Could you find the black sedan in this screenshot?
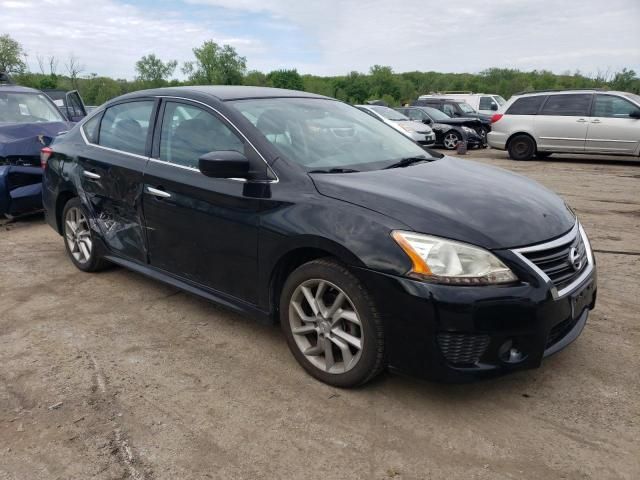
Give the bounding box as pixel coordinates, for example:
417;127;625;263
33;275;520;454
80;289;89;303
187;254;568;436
42;86;596;387
396;106;483;149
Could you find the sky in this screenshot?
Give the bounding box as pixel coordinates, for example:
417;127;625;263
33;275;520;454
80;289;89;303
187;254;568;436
1;0;639;79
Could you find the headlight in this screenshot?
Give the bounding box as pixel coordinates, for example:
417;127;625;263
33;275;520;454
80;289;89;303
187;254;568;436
462;126;475;134
391;231;518;285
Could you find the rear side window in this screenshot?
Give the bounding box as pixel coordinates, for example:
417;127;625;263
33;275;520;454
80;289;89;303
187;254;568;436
506;96;546;115
592;95;638;118
82;113;102;143
540;94;592;116
98;101;154;156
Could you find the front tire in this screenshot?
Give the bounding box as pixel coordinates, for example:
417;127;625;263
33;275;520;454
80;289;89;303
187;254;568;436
280;259;385;388
62;198;108;272
508;134;536;161
442;130;462;150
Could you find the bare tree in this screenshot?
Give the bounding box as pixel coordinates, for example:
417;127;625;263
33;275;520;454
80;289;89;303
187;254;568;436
65;53;85;89
36;54;58;75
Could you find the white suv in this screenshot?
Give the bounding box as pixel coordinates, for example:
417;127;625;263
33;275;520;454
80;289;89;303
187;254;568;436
419;92;507;115
488;90;640;160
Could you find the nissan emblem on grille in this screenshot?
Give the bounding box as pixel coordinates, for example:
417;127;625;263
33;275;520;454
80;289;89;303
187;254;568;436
569;247;582;271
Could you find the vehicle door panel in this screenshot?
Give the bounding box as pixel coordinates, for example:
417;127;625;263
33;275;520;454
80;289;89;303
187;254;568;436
142;99;262;304
585;94;640;154
75;100;156;263
534;94;592;151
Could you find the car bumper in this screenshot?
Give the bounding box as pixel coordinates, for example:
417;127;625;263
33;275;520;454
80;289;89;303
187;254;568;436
352;261;597;382
412;131;436;146
487;131;507;150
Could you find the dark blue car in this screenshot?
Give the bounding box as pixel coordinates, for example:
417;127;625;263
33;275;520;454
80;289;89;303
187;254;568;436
0;81;76;218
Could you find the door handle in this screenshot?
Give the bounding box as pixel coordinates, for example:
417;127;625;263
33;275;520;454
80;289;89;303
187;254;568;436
145;186;171;199
591;119;601;124
576;118;587;123
83;170;101;180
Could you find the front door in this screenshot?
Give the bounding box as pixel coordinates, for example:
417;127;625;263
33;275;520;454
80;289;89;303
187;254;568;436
142;99;262;304
585;94;640;154
76;99;156;263
534;94;593;152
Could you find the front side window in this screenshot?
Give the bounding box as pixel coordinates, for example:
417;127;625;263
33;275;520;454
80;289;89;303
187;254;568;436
98;101;154;156
442;104;456;116
0;92;66;124
479;96;495;110
424;107;451;121
229;97;435;172
540;94;592;116
406;109;426;121
457;102;476;114
592;95;639;118
159;102;244;168
506;96;546;115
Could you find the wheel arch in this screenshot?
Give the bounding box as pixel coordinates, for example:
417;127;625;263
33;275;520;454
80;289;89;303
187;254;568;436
55;190;77;234
506;131;537;151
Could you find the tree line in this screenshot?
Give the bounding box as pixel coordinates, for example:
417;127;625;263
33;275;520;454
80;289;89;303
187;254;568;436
2;33;639;107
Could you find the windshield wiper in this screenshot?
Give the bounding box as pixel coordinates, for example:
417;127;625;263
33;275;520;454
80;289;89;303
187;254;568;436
308;168;360;174
384;156;429;169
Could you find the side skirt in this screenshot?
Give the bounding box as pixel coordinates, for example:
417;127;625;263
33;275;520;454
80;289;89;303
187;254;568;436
104;255;274;325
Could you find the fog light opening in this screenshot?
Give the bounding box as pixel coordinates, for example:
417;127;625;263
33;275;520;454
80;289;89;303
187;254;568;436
499;339;527;364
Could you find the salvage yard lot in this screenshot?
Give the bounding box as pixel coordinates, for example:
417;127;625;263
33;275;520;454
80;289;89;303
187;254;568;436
1;149;639;480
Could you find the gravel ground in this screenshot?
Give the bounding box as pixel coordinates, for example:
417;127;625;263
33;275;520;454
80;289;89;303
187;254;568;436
1;149;639;480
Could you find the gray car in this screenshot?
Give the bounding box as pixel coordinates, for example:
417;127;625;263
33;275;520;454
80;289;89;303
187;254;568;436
355;105;435;146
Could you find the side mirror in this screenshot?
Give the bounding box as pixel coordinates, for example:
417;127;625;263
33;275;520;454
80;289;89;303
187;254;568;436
424;117;432;124
490;104;498;111
198;150;250;179
629;109;640;119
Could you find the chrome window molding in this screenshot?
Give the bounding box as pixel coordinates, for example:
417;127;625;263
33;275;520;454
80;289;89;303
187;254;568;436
79;125;149;161
512;221;594;299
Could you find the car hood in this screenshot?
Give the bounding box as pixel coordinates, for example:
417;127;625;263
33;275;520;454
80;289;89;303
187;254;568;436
311;156;575;250
0;121;71;163
395;120;432;133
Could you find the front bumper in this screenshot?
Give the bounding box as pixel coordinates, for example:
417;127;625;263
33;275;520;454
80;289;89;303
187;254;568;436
352;257;597;382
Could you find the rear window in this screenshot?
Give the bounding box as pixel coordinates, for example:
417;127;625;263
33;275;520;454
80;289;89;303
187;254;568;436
506;96;546;115
540;94;592;116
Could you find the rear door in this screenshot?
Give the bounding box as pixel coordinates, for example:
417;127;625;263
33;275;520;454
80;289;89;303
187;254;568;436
142;99;263;304
76;99;157;263
534;94;593;152
585;94;640;154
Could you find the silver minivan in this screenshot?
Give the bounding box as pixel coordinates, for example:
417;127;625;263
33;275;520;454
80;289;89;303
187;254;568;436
488;90;640;160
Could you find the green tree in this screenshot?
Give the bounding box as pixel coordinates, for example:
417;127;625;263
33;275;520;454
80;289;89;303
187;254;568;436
244;70;267;86
0;34;27;74
135;54;177;86
368;65;401;100
182;41;246;85
266;69;304;90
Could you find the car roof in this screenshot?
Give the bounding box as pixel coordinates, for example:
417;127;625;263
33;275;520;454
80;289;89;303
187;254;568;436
115;85;330;102
0;84;43;94
513;89;629;97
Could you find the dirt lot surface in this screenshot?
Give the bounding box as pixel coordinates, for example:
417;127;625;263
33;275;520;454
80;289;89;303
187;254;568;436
1;149;639;480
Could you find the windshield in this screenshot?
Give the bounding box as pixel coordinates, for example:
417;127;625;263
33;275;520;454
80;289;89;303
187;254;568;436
495;96;507;106
369;106;408;121
457;102;476;114
0;92;66;124
423;107;451;121
229;98;434;172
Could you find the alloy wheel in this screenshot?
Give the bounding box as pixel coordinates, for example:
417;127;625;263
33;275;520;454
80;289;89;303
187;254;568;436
443;132;459;149
65;207;92;264
289;279;363;374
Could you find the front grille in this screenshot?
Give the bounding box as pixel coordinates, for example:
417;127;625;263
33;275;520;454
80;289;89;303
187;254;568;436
437;333;490;366
520;229;588;292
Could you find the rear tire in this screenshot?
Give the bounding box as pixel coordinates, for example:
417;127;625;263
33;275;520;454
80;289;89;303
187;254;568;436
62;198;109;272
508;134;536;161
280;258;385;388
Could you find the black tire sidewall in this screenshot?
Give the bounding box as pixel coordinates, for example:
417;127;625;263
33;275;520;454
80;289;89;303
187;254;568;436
62;198;105;272
508;135;535;161
279;259;384;388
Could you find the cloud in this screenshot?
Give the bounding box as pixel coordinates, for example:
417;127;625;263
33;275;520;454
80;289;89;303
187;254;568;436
1;0;639;79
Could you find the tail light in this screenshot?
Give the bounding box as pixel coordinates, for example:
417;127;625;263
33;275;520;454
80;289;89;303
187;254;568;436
40;147;53;169
491;114;503;124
